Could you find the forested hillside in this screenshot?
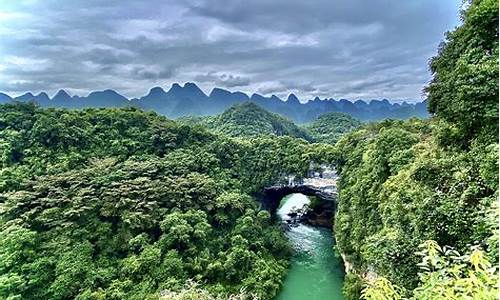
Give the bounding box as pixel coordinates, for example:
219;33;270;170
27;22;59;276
334;0;499;298
0;103;333;300
179;103;364;145
179;102;311;140
304;112;362;144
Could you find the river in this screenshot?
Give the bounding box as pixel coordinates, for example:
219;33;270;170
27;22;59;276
276;193;345;300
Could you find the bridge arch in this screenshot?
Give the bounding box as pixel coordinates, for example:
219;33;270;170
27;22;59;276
257;166;338;227
259;184;336;212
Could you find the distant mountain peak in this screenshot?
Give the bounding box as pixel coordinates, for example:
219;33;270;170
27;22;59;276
148;86;166;95
1;83;428;121
168;83;183;93
209;87;231;97
270;95;281;101
35;92;50;102
184;82;200;89
14;92;36;101
287;93;300;103
183;82;207;97
88;89;117;96
165;82;206;98
89;89;124;98
250;93;266;101
172;83;181;87
151;86;164;91
54;89;70;98
52;89;73;103
0;92;12;102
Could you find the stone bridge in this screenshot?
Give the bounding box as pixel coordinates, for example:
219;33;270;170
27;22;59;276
258;166;338;227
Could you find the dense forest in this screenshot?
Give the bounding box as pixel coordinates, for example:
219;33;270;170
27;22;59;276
178;102;311;140
178;102;362;145
0;102;338;299
334;0;498;298
304;112;362;144
0;0;497;299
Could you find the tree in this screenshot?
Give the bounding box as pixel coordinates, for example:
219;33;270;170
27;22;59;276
362;240;499;300
0;103;317;299
305;112;362;144
426;0;498;145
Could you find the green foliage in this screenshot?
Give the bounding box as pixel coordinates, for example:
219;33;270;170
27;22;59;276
342;273;365;300
305;112;362;144
426;0;498;145
362;277;404;300
335;2;499;293
362;240;499;300
334;118;498;290
300;1;500;297
0;103;329;299
159;280;258;300
179;102;311;140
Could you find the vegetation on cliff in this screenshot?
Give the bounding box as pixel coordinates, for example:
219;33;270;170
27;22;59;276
362;240;498;300
334;0;498;298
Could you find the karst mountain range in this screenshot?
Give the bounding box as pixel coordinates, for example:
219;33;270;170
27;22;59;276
0;82;428;123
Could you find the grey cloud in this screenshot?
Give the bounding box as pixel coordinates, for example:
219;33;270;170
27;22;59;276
0;0;461;100
132;67;177;80
187;0;457;38
218;74;250;87
257;82;287;95
195;72;250;87
0;80;50;93
282;81;317;93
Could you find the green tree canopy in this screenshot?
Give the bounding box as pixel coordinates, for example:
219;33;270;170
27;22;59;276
426;0;498;145
0;102;327;300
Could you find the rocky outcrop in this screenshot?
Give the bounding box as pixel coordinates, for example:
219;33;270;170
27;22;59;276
303;210;332;228
340;252;379;283
302;199;334;228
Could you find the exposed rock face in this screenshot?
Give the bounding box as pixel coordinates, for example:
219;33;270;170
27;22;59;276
342;254;354;274
303;209;333;228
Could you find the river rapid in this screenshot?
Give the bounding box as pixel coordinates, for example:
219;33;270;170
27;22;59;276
276;193;345;300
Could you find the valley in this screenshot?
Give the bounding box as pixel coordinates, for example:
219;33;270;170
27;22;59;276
0;1;498;299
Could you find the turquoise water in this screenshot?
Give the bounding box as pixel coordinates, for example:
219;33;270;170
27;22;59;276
276;193;345;300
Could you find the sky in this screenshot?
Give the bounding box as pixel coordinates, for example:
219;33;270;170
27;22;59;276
0;0;462;102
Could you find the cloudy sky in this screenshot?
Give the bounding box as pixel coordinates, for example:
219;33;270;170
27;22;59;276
0;0;462;101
